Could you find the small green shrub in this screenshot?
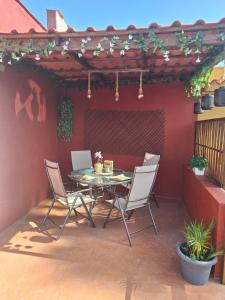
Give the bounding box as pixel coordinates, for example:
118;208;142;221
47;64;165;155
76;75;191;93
189;155;208;170
180;219;223;261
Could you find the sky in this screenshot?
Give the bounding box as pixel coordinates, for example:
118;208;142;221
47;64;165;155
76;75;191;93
21;0;225;30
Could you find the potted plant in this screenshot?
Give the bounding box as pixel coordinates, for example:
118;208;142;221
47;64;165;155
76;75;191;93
94;151;103;173
176;219;223;285
189;155;208;175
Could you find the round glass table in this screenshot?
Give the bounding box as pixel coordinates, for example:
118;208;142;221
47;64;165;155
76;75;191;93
69;168;133;187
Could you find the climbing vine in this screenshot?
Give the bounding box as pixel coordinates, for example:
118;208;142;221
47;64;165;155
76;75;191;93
57;98;73;142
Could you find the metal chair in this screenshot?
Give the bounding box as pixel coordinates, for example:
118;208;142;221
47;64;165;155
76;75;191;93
42;159;96;240
143;152;160;166
122;152;160;207
103;164;159;246
71;150;93;171
143;153;160;208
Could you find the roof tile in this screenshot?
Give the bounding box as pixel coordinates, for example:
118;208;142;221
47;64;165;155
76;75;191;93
194;19;206;26
106;25;116;31
86;27;96;32
219;17;225;23
170;20;182;27
148;23;160;29
28;28;36;33
126;25;137;30
67;27;76;33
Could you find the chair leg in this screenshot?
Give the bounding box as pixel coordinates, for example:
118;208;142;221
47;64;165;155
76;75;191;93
55;208;73;240
41;199;55;226
127;210;134;220
120;209;132;246
103;204;114;228
80;198;96;228
152;193;159;208
147;203;158;234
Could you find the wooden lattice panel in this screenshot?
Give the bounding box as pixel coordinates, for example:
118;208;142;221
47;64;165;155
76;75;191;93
85;109;165;156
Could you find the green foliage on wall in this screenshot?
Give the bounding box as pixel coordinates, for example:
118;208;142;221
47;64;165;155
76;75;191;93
57;98;73;142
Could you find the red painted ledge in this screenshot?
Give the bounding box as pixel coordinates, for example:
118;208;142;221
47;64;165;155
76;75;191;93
183;165;225;279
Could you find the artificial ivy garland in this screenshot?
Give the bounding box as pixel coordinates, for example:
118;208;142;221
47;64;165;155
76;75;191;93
77;29;170;59
0;30;224;100
57;97;73;142
185;32;225;100
175;31;205;61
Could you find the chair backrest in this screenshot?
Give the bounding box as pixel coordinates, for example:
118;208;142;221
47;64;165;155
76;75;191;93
143;152;160;166
71;150;93;171
44;159;67;203
126;164;159;210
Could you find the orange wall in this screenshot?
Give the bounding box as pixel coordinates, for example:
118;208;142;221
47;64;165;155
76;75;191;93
0;0;45;32
59;82;195;199
0;67;59;232
183;166;225;278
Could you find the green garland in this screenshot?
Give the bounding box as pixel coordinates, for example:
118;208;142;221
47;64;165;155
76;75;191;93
57;98;73;142
175;31;205;56
0;30;224;98
78;29;169;57
187;66;214;100
0;39;56;68
186;34;225;101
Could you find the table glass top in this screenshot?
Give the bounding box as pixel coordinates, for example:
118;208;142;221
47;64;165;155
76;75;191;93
69;168;133;186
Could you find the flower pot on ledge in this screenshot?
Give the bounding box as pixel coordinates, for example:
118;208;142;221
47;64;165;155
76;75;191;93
193;167;205;176
176;242;217;285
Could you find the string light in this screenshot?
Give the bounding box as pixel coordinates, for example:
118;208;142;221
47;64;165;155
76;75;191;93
115;72;119;102
138;71;144;99
87;71;92;99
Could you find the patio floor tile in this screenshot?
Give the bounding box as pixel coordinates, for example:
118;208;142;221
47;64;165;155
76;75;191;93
0;199;224;300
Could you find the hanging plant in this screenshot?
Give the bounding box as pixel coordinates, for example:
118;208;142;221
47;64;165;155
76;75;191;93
185;64;214;100
57;97;73;142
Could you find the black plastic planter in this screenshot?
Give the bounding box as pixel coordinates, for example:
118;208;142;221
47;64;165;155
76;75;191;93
194;102;203;114
201;94;215;110
214;87;225;106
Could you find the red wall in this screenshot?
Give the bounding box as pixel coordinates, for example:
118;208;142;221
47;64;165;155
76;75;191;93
59;82;195;199
0;0;45;33
183;166;225;278
0;66;59;232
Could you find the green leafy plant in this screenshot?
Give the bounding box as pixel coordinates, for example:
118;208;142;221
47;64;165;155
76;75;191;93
187;66;214;100
57;98;73;142
180;219;223;261
148;29;168;55
175;31;204;56
189;155;208;170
